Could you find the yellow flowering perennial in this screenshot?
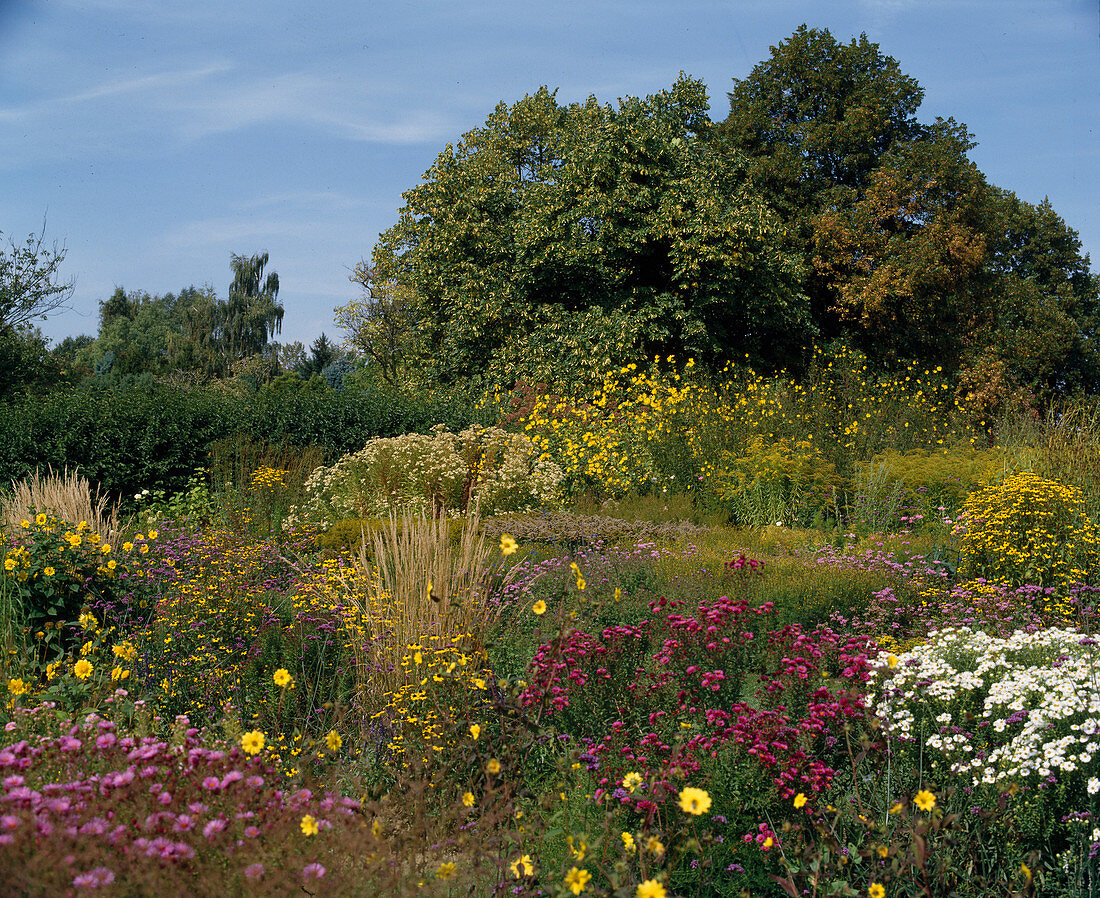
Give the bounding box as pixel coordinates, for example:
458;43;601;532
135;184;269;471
913;789;936;812
521;348;976;503
955;473;1099;616
678;785;712;815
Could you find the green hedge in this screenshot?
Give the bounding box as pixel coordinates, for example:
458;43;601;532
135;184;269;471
0;378;489;502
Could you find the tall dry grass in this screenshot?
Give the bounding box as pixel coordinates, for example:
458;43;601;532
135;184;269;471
1;468;121;543
341;506;510;709
1000;401;1100;520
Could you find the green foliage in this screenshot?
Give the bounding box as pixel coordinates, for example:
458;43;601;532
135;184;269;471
0;324;64;401
133;469;218;526
91;287;191;378
0;223;73;330
169;254;283;379
290;424;564;528
863;446;1004;523
717;25;1099;393
977;189;1100;396
0;383;231;501
293;333;338;379
0;375;489;507
316;515;466;552
336;265;424;388
373;76;807;386
479;511;708;551
715;435;840;527
999;402;1100;524
956;472;1100;591
1;514;134;662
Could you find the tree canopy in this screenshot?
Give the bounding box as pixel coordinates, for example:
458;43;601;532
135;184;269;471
0;224;74;332
371;76;806;386
717;25;1099;392
170;254;284;379
363;26;1098;398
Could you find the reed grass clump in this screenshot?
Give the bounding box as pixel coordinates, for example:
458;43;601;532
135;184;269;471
1;467;120;544
339;507;512;721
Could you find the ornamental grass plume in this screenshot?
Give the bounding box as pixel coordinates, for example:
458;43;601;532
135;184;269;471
342;505;511;708
1;467;120;545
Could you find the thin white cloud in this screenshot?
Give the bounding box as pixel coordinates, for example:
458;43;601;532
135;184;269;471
231;191;371;213
168;70;460;145
0;60;464;172
0;64;231;123
161;216;306;250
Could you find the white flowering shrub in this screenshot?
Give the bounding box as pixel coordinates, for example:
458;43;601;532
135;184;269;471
872;627;1100;791
286;424;564;529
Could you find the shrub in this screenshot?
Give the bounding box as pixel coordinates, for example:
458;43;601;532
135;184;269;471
0;384;231;501
289;424;563;528
954;473;1100;600
1000;401;1100;524
317;515;466;552
1;514;151;665
715;435;840;527
132;468;218;527
857;446;1004;531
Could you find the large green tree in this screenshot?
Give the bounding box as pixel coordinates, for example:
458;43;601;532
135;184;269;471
718;26;988;361
974;189;1100;394
335;263;425;387
371;76;806;386
718;25;1098;393
225;252;283;368
90;287;191;377
170;254;284;379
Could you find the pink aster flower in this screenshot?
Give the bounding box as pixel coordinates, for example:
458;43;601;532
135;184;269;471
172;814;195;832
73;867;115;889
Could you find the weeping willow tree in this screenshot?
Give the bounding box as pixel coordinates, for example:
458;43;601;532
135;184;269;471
170;253;284;379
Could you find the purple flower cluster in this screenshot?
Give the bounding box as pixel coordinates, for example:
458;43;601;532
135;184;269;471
0;711;358;891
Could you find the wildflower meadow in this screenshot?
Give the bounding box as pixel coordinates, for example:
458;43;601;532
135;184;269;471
4;353;1100;897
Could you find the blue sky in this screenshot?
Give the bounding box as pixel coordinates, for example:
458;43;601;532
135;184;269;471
3;0;1098;350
